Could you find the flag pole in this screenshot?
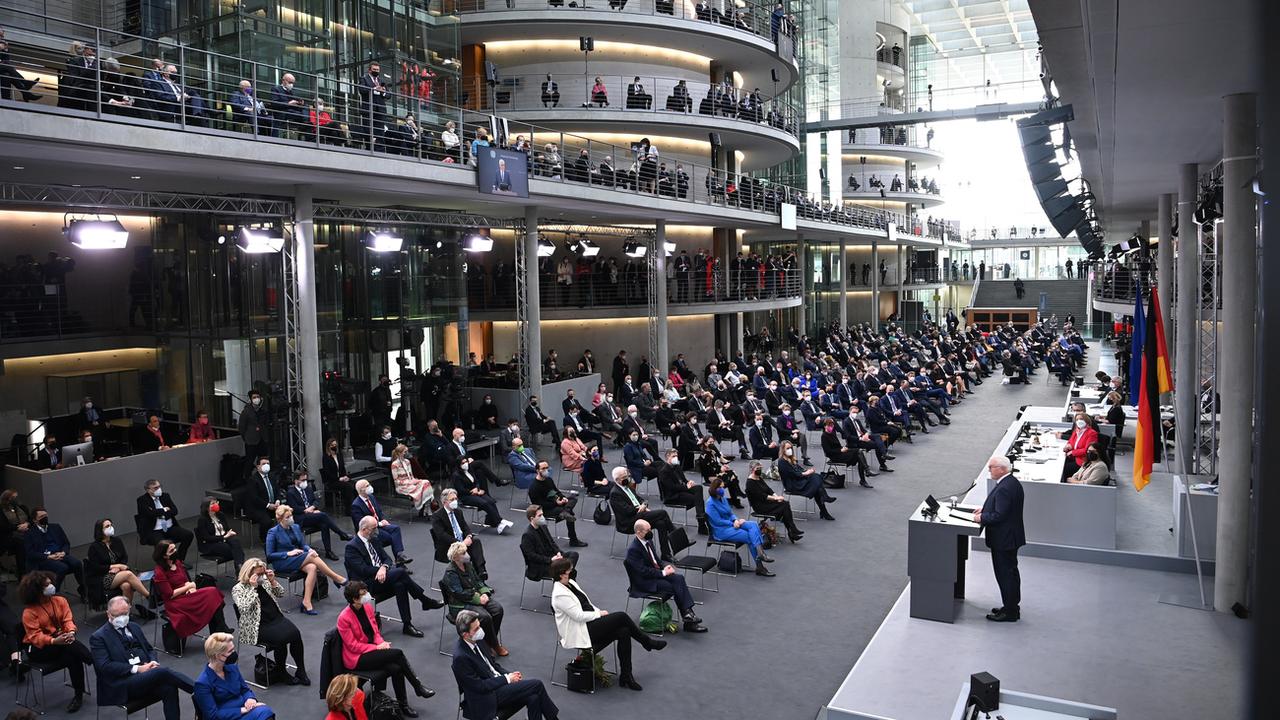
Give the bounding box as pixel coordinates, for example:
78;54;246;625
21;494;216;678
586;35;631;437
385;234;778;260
1157;374;1211;611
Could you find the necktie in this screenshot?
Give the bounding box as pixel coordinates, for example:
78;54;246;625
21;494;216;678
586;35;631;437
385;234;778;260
449;512;463;541
366;498;379;521
472;644;500;678
365;539;379;567
643;539;658;567
622;485;640;507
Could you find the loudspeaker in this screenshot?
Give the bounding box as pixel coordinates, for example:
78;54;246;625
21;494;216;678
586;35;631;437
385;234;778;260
1043;193;1080;220
1033;177;1069;203
819;168;827;180
579;36;594;52
1027;160;1062;185
969;672;1000;712
1050;204;1086;237
771;68;779;83
484;61;497;84
709;132;722;147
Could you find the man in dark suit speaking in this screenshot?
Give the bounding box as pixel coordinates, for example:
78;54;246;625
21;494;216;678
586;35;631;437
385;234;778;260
492;158;512;193
973;455;1025;622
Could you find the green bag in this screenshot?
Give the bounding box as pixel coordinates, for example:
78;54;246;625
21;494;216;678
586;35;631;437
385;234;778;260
637;599;673;634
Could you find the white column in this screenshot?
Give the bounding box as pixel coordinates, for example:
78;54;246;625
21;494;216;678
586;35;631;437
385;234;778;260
1156;193;1175;367
293;186;323;474
870;240;880;325
1175;164;1200;473
655;220;669;368
839;236;849;328
1214;93;1256;613
523;206;543;396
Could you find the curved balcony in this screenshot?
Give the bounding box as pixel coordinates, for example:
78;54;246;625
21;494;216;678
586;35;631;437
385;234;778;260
843;189;946;209
842;125;944;168
457;0;800;91
465;74;800;169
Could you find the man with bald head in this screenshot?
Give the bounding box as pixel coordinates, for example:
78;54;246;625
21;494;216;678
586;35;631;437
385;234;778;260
973;455;1025;622
91;596;195;719
345;516;443;638
269;72;306;136
622;519;706;633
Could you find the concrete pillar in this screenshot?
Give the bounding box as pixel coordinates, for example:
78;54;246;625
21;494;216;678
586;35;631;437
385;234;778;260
1175;164;1200;473
655;220;670;370
1215;93;1256;613
896;244;904;317
839;236;849;328
794;237;807;338
293;186;323;474
871;240;880;325
1157;193;1175;364
523;206;543;397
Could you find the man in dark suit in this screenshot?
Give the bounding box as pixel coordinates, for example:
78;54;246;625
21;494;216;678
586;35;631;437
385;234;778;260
243;456;282;542
35;435;63;470
445;428;505;488
491;158;513;192
237;390;266;467
656;449;708;535
431;489;488;577
563;407;603;446
608;467;677;559
451;610;560;720
285;470;352;561
523;396;560;445
519;505;579;581
612;352;631;394
346;517;443;637
91;597;194;720
675;412;702;470
350;480;412;565
451;459;510;531
267;72;306;136
974;456;1026;622
24;507;85;595
143;63;185;123
540;74;559;107
136;479;194;562
865;396;907;444
620;409;660;461
356;61;388;145
772;404;811;464
747;412;779;459
626;76;651;109
230;79;272;134
623;520;706;632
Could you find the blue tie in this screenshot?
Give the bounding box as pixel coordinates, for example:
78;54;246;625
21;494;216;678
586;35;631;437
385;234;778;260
449;512;463;541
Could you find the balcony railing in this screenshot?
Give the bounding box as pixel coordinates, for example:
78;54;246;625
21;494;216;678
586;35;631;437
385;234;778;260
460;74;799;138
467;266;802;311
455;0;799;57
846;124;936;151
1091;261;1151;305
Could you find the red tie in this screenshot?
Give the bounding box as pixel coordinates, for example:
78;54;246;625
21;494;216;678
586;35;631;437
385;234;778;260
366;498;380;521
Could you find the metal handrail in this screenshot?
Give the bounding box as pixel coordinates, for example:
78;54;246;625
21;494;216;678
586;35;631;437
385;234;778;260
468;265;802;310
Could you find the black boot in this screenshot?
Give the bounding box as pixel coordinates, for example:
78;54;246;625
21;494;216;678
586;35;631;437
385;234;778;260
697;518;710;535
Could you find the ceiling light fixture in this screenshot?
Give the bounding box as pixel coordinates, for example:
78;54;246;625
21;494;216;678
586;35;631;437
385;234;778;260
64;216;129;249
236;226;285;254
365;230;404;253
463;233;494;252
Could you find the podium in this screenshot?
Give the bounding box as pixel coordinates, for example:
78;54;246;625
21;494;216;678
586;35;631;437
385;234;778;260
907;499;982;623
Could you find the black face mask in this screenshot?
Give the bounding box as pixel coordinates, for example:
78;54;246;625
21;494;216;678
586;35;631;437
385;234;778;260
38;517;49;527
224;651;239;665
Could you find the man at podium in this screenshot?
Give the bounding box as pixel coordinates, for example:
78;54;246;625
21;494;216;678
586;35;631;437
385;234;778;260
973;455;1025;622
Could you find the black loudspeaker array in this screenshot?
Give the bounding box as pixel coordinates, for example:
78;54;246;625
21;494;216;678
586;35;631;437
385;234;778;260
484;61;498;84
1014;104;1102;256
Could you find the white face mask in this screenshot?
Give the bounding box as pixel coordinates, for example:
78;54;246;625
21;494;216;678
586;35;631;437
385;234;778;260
364;486;375;497
151;486;163;497
260;464;271;474
629;411;638;418
110;613;129;629
471;627;485;643
784;449;794;456
382;433;392;440
1075;420;1086;429
510;425;519;432
103;526;115;537
281;517;293;528
43;584;56;596
298;481;308;490
448;500;458;510
361;592;374;605
251;398;262;407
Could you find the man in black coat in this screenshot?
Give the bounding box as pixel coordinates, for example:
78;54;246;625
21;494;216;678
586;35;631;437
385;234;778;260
518;505;579;581
656;450;708;535
136;479;194;562
974;456;1026;622
355;61;388;145
608;468;676;560
346;516;443;636
431;490;488;577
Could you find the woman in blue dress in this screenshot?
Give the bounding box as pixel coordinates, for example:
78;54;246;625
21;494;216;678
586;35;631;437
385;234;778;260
265;505;346;614
704;476;776;577
194;632;274;720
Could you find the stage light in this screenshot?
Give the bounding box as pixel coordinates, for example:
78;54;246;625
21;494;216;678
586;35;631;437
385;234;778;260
237;226;285;254
537;237;556;257
365;231;404;252
623;239;646;258
580;239;600;257
664;241;676;255
65;218;129;249
463;233;493;252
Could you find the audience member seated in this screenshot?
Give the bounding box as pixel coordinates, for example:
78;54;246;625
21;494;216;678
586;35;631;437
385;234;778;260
136;478;195;562
1060;412;1099;481
625;76;652;109
666;80;693;112
193;633;274;720
819;418;874;487
23;507;86;597
590;76;609;107
245;456;283;542
622;520;707;632
657;448;709;535
609;467;677;559
452;459;511;532
264;507;346;615
346;517;443;638
520;504;581;585
747;412;780;459
529;460;588;547
84;518;150;612
374;426;397;465
0;489;32;578
475;395;500;429
153;539;230;641
324;674;368;720
743;461;803;543
351;480;413;567
778;441;836;521
336;581;436;716
579;446;611;497
431;490;489;578
19;570;92;712
523;396;561;445
35;435;63;470
451;609;560;720
540;74;560;108
549;556;665;692
506;436;539;491
442;541;507;657
704;477;775;576
389;444;434;517
135;415;170;453
231;558;309;686
323;439;358;508
196;498;246;571
91;596;195;720
285;469;352;560
188;409;218;443
1066;443;1110;485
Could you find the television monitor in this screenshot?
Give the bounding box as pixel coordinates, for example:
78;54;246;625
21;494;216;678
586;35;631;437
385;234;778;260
62;441;94;466
476;147;529;198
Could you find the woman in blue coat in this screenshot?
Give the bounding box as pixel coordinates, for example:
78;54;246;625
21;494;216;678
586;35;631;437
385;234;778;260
264;506;346;614
704;477;775;577
194;632;274;720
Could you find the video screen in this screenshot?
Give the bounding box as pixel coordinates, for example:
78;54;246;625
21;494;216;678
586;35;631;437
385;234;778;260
476;147;530;198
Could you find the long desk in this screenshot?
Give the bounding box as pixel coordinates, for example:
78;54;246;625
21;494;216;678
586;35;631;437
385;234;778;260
3;436;244;546
987;418;1117;549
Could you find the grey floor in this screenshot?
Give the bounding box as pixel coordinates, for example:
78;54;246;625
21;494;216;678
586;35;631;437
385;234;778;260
8;358;1094;720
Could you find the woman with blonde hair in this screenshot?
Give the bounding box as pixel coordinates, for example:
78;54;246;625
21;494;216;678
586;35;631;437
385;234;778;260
324;673;368;720
194;633;273;719
232;558;308;685
264;506;346;615
390;443;433;515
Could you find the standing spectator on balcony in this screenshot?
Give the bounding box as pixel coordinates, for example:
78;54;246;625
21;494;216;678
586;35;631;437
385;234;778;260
56;41;84;109
979;261;986;280
891;43;902;66
268;73;306;138
879;259;887;285
356;62;388;148
540;74;559;108
556;256;572;304
65;43;99;112
771;3;786;42
862;262;871;285
441;120;461;161
674;249;691;303
1065;258;1074;278
1014;277;1025;299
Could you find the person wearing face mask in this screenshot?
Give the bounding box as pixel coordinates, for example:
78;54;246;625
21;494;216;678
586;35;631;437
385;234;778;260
819;418;875;488
196;498;246;570
593;391;624;441
452;457;511;531
529;461;588;547
187;409;218;443
267;72;306;137
623;519;706;632
85;518;151;611
368;375;394;431
704;477;775;576
24;507;86;596
431;488;491;577
451;609;560;720
506;437;540;491
238;389;267;468
322;438;357;506
345;516;443;640
153;538;230;639
91;596;195;719
134;414;169;453
136;479;195;563
743;460;803;543
231;558;309;685
620;405;661;460
388;443;433;517
778;440;836;521
658;449;710;535
499;419;527;456
194;633;274;720
476;395;500;429
286;470;353;559
350;480;413;567
520;505;580;584
443;541;507;656
523;396;561;446
1059;412;1099;481
19;570;93;712
36;434;63;470
0;489;32;577
747;412;780;460
1067;443;1111;485
265;506;347;615
245;456;284;542
77;396;105;433
772;403;812;465
373;425;397;466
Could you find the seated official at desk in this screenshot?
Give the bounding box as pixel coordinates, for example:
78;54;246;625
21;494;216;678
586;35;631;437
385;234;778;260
1059;412;1098;480
1066;443;1110;485
187;409;218;443
137;479;195;562
35;435;63;470
136;415;170;453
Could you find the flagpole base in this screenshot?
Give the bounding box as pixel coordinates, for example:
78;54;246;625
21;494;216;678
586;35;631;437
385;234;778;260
1157;593;1214;612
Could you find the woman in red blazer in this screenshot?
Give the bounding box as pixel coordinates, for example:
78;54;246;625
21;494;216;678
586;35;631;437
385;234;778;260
335;582;434;718
1061;413;1099;480
324;674;368;720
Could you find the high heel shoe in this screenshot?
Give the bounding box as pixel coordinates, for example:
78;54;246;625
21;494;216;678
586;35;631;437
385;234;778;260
411;680;436;699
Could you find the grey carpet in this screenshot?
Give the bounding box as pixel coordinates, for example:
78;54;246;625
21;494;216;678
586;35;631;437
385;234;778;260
16;362;1077;720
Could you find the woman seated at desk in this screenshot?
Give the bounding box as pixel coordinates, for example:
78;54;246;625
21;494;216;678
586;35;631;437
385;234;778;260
188;409;218;443
1066;443;1111;485
1059;412;1098;481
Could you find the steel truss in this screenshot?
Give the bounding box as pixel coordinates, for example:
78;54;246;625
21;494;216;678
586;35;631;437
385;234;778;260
0;183;291;216
312;204;517;228
646;233;660;369
515;219;532;405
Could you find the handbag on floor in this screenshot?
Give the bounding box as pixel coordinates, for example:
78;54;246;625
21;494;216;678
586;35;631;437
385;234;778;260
592;499;612;525
717;549;742;574
637;600;673;633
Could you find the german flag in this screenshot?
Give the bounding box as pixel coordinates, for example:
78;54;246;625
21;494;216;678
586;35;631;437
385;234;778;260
1133;287;1173;491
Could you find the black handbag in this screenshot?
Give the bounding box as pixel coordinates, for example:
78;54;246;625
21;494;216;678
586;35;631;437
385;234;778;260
160;621;183;655
717;550;741;574
365;689;401;720
565;655;595;693
194;573;218;589
253;654;290;686
822;469;845;489
592;499;612;525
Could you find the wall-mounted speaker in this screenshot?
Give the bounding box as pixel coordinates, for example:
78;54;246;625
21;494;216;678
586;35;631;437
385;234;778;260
484;61;497;84
709;132;722;147
771;68;779;83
